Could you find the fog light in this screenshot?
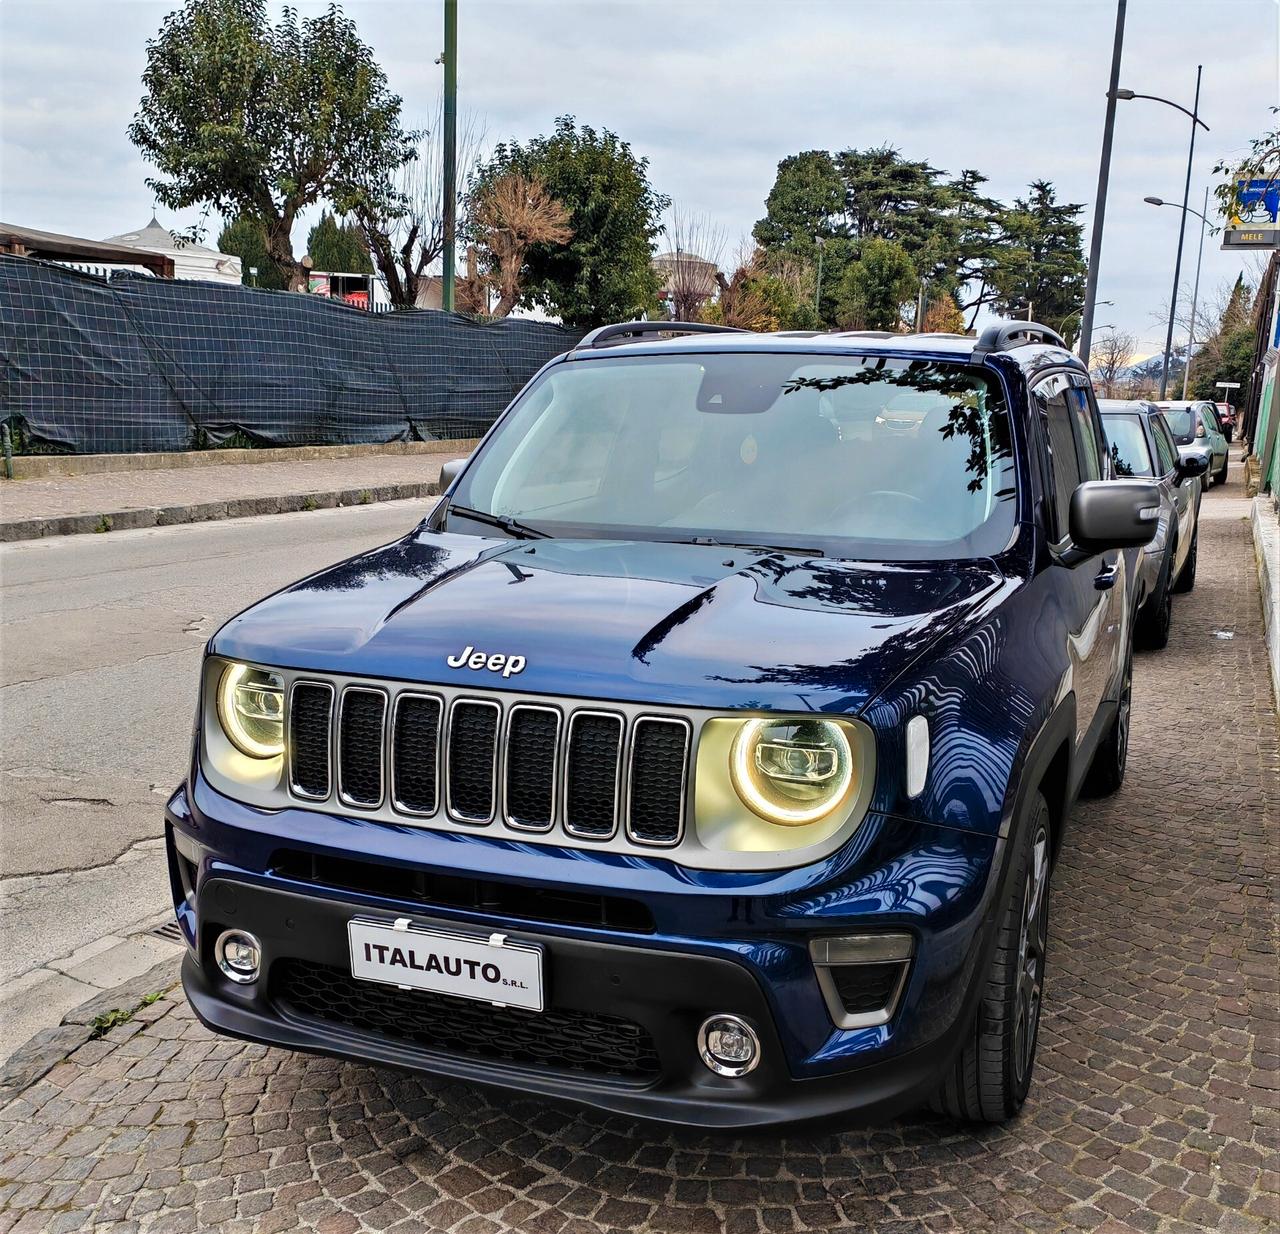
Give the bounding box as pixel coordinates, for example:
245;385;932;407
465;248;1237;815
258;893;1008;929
215;929;262;984
697;1014;760;1077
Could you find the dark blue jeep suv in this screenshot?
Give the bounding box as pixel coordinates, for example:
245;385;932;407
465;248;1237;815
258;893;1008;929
168;319;1159;1127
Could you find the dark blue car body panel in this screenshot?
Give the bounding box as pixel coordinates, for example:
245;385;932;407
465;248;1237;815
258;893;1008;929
170;334;1131;1125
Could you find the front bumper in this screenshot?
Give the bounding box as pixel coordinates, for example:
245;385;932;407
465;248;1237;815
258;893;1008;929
169;771;1004;1127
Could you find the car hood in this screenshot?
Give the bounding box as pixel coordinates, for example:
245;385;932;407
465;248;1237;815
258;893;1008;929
211;528;1006;714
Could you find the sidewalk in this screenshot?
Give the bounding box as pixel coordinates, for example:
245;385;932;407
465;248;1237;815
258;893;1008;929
0;447;473;542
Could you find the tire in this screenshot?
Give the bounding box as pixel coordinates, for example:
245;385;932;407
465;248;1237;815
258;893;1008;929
932;793;1052;1123
1172;526;1197;594
1134;551;1173;651
1214;456;1229;486
1082;648;1132;797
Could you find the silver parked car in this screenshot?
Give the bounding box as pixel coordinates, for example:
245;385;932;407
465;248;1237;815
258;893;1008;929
1158;400;1229;488
1100;399;1206;648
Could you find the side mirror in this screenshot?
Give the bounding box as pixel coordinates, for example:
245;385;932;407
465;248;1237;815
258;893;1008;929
1176;453;1208;480
438;458;467;492
1063;480;1160;563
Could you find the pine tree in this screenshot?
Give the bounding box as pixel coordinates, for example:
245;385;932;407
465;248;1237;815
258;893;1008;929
991;181;1087;344
306;211;373;274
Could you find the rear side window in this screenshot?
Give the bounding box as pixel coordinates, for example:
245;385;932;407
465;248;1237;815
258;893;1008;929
1104;415;1154;477
1035;376;1086;539
1151;417;1178;475
1067;384;1104;481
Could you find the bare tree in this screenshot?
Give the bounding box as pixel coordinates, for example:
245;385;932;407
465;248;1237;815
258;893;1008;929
470;173;573;318
356;97;487;309
1091;329;1137;397
655;210;725;319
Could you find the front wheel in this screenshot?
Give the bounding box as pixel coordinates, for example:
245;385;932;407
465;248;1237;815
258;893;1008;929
932;793;1052;1123
1172;527;1198;594
1134;552;1173;650
1082;649;1132;797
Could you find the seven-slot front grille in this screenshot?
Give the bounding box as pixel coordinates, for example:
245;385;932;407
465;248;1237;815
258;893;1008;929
286;682;689;849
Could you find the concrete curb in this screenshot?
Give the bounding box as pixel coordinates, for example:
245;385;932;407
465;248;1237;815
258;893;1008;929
8;438;480;480
1251;494;1280;713
0;479;444;543
0;955;182;1105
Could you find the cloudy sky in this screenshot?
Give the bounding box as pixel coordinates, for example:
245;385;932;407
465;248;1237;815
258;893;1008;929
2;0;1276;353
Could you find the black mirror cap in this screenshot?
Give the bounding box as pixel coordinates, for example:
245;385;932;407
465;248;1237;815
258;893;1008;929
439;457;467;491
1177;453;1209;479
1068;480;1161;553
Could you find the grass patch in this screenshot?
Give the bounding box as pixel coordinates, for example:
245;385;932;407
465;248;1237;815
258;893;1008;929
88;990;165;1039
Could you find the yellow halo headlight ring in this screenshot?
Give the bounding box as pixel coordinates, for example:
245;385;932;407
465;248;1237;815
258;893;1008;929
216;663;285;759
729;717;856;826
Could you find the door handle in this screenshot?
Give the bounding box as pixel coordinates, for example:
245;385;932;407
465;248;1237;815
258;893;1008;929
1094;560;1119;591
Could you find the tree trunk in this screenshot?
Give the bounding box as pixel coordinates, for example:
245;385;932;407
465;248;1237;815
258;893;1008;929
265;213;303;291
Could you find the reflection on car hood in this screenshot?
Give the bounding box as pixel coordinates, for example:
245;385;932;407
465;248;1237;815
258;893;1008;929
211;529;1007;713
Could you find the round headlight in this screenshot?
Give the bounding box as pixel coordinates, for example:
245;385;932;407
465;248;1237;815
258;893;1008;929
216;663;284;758
729;718;854;826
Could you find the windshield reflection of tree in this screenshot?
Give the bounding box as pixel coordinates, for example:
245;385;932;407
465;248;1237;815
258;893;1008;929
781;363;1013;495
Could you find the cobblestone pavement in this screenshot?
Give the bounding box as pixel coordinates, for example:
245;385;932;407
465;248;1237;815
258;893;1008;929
1;470;1277;1234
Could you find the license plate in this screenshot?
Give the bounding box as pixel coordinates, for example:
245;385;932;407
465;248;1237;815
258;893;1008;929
347;917;543;1011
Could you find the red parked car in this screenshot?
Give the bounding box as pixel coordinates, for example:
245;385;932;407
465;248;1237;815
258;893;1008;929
1215;403;1236;441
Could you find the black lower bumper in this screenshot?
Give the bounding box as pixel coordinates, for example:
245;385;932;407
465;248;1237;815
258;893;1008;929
184;875;963;1128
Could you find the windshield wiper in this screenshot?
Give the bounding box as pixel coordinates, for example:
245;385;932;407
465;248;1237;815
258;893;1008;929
664;535;824;558
446;503;549;540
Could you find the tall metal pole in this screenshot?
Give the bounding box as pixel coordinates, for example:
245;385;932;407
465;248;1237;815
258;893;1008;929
441;0;458;313
1079;0;1127;367
1159;64;1202;398
1181;185;1210;399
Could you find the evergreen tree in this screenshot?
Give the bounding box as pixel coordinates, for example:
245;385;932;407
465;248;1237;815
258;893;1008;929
832;238;917;330
217;214;289;288
306;211;373;274
990;181;1087;344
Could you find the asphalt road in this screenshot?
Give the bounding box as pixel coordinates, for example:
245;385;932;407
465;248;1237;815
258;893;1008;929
0;499;435;981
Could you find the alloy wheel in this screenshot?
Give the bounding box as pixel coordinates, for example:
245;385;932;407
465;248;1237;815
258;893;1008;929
1014;822;1050;1086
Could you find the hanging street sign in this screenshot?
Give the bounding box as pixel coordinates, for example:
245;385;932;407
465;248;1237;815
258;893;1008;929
1223;179;1280;249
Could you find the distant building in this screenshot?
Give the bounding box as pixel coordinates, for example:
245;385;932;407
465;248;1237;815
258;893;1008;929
652;249;719;318
0;222;175;278
102;216;242;284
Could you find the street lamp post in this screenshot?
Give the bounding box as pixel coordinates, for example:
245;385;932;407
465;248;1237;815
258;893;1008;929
814;236;825;314
1113;68;1209;397
441;0;458;313
1079;0;1128;368
1144;189;1212;398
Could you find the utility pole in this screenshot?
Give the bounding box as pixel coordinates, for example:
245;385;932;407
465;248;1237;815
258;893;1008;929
1182;185;1210;399
1079;0;1127;367
441;0;458;313
1159;64;1202;399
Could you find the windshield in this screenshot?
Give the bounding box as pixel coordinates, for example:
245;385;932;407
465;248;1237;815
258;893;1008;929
1162;408;1194;443
1103;415;1154;477
450;352;1017;561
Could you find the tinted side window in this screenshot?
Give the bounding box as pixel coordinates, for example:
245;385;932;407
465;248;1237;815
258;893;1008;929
1035;376;1084;540
1151;416;1178;475
1200;405;1221;433
1068;383;1104;481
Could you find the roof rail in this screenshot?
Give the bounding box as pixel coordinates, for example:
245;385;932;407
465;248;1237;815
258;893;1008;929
574;320;749;350
972;320;1068;356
